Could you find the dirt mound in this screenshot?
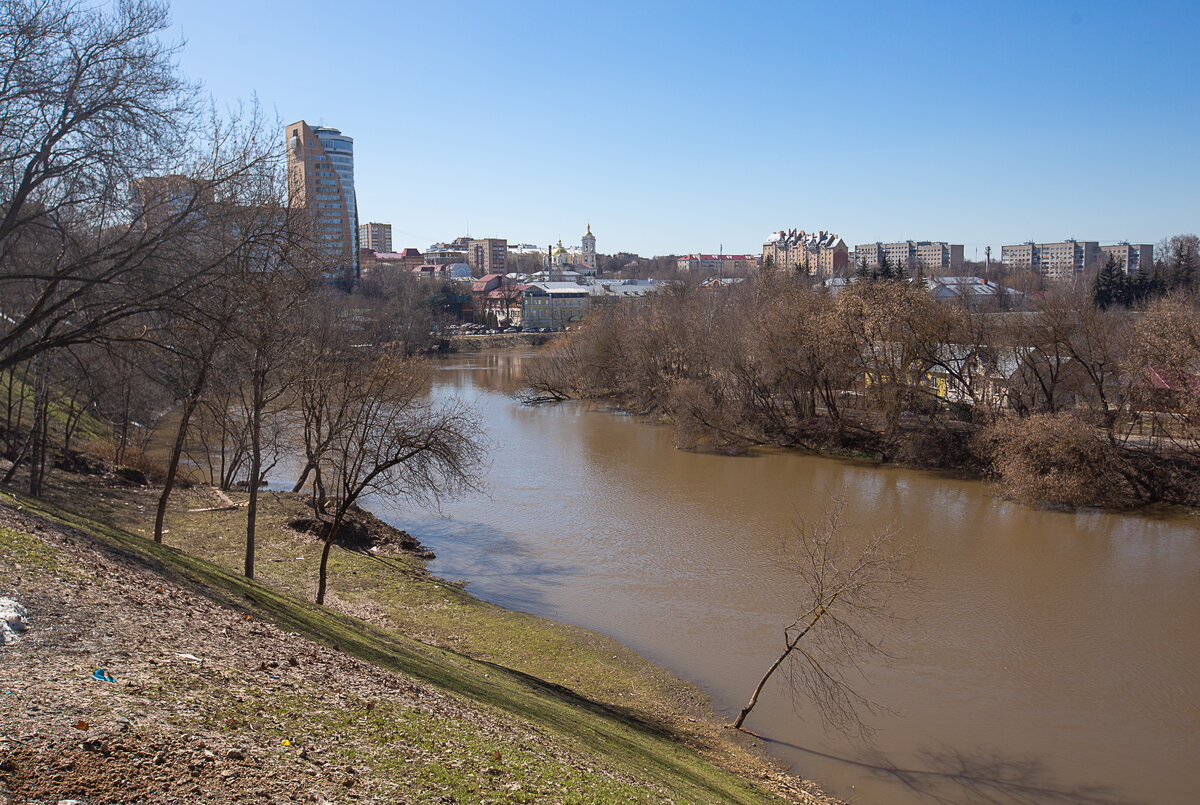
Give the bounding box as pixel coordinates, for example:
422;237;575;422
288;508;433;558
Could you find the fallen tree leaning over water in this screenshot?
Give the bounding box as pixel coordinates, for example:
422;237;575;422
730;504;910;736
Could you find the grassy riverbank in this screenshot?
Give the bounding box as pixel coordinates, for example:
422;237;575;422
0;470;835;804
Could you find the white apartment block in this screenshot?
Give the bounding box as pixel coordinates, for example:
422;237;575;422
676;254;760;274
1001;240;1105;282
1100;243;1154;275
854;240;964;272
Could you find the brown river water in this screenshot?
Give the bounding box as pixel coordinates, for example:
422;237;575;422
363;350;1200;805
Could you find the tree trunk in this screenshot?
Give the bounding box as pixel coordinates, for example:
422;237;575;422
730;603;831;730
0;414;34;485
244;368;264;579
730;637;798;730
291;458;315;493
315;512;344;605
154;394;202;543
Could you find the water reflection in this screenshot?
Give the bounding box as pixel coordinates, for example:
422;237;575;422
365;349;1199;805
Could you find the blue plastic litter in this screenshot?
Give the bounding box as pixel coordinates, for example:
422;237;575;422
92;668;115;682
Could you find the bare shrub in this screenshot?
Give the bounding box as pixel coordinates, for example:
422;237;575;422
981;413;1132;507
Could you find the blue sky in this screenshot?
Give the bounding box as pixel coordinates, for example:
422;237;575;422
167;0;1199;258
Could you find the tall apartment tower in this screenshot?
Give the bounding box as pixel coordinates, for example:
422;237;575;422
286;120;358;287
468;238;508;276
360;222;392;253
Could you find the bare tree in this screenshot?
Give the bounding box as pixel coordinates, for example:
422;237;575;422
150;118;315;544
0;1;289;377
730;504;910;736
234;232;316;579
289;303;363;499
313;352;485;605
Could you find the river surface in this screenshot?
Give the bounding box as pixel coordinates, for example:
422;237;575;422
366;350;1200;805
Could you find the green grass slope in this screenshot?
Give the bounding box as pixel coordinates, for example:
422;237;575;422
6;490;793;805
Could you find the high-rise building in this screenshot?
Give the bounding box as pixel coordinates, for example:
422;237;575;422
468;238;508;276
1001;240;1103;282
1100;243;1154;275
286;120;358;286
359;222;392;253
762;229;849;278
854;241;964;272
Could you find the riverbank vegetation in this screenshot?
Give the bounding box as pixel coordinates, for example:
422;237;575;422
1;472;833;803
521;275;1200;509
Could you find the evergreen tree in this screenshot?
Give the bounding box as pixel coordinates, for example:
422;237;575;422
1130;264;1151;306
855;258;870;279
1169;239;1196;291
878;253;893;281
1091;254;1128;309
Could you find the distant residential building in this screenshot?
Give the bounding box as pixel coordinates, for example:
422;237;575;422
588;279;658;313
129;174;214;229
286;120;357;286
676;254;760;274
823;275;1023;308
425;238;470;265
409;263;455;282
924;276;1024;308
1100;243;1154;275
763;229;849;278
362;247;424;280
474;274;526;325
854;241;964;272
359;222;392;252
1001;240;1103;282
530;267;583;283
468;238;508;277
508;243;544;255
521;281;591;329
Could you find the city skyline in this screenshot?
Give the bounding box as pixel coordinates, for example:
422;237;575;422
169;1;1198;257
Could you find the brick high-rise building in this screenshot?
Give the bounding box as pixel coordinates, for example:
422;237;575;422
468;238;508;277
286;120;357;287
359;222;392;253
762;229;849;278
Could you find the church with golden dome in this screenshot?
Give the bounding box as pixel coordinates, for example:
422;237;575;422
545;224;598;276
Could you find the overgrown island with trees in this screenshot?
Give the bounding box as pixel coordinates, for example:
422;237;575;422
522;257;1200;511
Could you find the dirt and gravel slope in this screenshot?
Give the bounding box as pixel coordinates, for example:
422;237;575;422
0;491;835;805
